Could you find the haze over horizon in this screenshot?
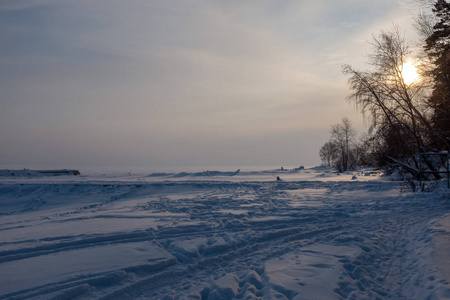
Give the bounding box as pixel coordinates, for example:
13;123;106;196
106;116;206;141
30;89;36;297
0;0;420;169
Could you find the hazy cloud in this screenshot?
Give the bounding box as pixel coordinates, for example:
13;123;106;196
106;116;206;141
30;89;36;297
0;0;417;168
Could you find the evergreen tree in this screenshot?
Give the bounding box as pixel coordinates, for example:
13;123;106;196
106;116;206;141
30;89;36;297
425;0;450;149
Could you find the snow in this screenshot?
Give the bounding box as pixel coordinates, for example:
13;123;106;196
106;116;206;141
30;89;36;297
0;166;449;299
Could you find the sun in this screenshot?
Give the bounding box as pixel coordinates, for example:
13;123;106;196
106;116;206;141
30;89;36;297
400;62;419;85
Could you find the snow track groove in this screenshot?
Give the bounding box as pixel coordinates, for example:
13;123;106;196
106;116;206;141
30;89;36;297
0;174;449;299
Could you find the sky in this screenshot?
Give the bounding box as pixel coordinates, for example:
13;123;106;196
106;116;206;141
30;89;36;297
0;0;421;169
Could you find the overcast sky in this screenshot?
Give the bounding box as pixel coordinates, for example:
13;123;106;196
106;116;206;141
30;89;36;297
0;0;420;169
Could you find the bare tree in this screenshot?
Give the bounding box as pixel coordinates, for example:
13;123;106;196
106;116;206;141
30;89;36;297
331;117;357;172
319;141;338;166
343;26;444;178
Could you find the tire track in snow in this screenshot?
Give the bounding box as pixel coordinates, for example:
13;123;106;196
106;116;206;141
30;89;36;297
0;181;347;299
0;179;448;299
80;183;363;299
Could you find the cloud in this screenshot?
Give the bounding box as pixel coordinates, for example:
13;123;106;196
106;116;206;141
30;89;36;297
0;0;415;167
0;0;59;12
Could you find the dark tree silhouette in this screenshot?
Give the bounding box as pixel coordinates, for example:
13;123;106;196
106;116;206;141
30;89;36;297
424;0;450;149
319;141;338;167
331;117;357;172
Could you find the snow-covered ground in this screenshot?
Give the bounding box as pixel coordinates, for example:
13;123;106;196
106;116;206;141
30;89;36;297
0;166;450;299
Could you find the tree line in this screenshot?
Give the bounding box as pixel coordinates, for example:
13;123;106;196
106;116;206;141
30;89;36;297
320;0;450;181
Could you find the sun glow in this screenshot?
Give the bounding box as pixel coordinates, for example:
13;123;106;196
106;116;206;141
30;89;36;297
400;62;419;85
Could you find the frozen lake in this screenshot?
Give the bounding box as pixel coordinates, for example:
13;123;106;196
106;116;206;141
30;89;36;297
0;167;450;299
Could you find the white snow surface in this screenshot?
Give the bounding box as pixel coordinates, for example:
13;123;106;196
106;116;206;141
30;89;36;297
0;166;450;299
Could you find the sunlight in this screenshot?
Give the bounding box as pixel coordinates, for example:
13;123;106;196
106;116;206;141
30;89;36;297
400;62;419;85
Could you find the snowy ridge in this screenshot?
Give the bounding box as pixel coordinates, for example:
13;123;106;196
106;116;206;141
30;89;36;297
147;169;241;178
0;169;80;177
0;167;449;299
